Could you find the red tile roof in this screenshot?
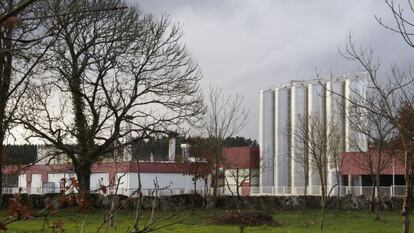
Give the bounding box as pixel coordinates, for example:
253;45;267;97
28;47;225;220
340;151;405;175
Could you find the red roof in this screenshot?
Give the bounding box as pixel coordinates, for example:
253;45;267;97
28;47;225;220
222;146;260;169
93;161;190;173
340;151;405;175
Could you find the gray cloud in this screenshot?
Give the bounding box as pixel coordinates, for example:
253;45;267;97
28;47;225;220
131;0;414;139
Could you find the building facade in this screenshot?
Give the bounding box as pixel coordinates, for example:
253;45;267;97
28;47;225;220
259;74;367;195
221;146;260;196
3;142;208;196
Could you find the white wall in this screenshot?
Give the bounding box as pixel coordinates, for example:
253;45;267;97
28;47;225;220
224;169;251;194
141;173;205;190
46;173;76;192
19;171;208;195
31;174;42;194
114;172;205;190
18;174;27;189
90;173;109;190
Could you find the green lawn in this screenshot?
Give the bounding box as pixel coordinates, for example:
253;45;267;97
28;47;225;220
0;208;411;233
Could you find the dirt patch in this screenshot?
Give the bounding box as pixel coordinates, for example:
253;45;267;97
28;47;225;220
215;210;281;227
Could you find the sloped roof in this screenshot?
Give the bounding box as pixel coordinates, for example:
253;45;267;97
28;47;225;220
340;151;405;175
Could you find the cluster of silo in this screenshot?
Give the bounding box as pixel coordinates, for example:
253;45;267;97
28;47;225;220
259;74;367;195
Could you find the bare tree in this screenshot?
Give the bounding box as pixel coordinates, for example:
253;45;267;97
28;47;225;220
0;0;39;25
292;113;341;230
186;136;215;207
223;166;257;205
346;89;396;221
128;153;186;233
374;1;414;231
17;0;204;197
203;85;248;212
285;116;309;207
335;34;414;232
0;0;55;201
185;160;210;194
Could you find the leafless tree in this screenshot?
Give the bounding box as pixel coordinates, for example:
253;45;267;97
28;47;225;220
127;152;186;233
0;0;55;201
223;166;258;208
346;89;396;221
0;0;39;25
203;85;248;212
373;1;414;230
292;113;342;231
285;116;309;206
335;33;414;232
17;0;204;197
183;157;210;195
185;136;215;207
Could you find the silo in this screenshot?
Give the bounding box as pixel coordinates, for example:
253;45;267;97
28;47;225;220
290;84;307;195
326;79;346;152
259;89;275;192
274;87;290;193
307;82;326;195
345;77;368;152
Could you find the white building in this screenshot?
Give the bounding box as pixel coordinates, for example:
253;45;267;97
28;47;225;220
259;74;367;195
5;142;209;196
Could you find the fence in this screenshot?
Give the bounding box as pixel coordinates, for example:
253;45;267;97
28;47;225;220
1;185;408;197
253;185;406;197
1;186;224;197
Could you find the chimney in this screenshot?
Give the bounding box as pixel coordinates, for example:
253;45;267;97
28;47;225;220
168;136;176;161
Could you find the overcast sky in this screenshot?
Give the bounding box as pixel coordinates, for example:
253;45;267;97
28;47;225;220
132;0;414;140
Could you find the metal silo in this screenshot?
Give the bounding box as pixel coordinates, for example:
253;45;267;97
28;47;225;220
290;84;307;195
274;87;290;194
307;82;326;194
259;89;275;192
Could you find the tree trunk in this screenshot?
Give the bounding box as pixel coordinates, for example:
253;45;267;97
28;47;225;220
213;141;222;216
236;169;240;199
375;172;381;221
320;185;326;231
304;177;308;211
213;166;217;216
75;163;92;199
336;173;340;212
203;178;208;209
370;181;376;212
320;200;326;231
109;195;118;228
0;1;13;207
403;150;413;233
0;142;3;206
194;179;197;195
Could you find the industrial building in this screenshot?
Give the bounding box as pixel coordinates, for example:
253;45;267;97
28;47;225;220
3;140;208;196
259;74;368;195
2;142;261;196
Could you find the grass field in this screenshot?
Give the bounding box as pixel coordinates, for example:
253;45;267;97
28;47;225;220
0;208;410;233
